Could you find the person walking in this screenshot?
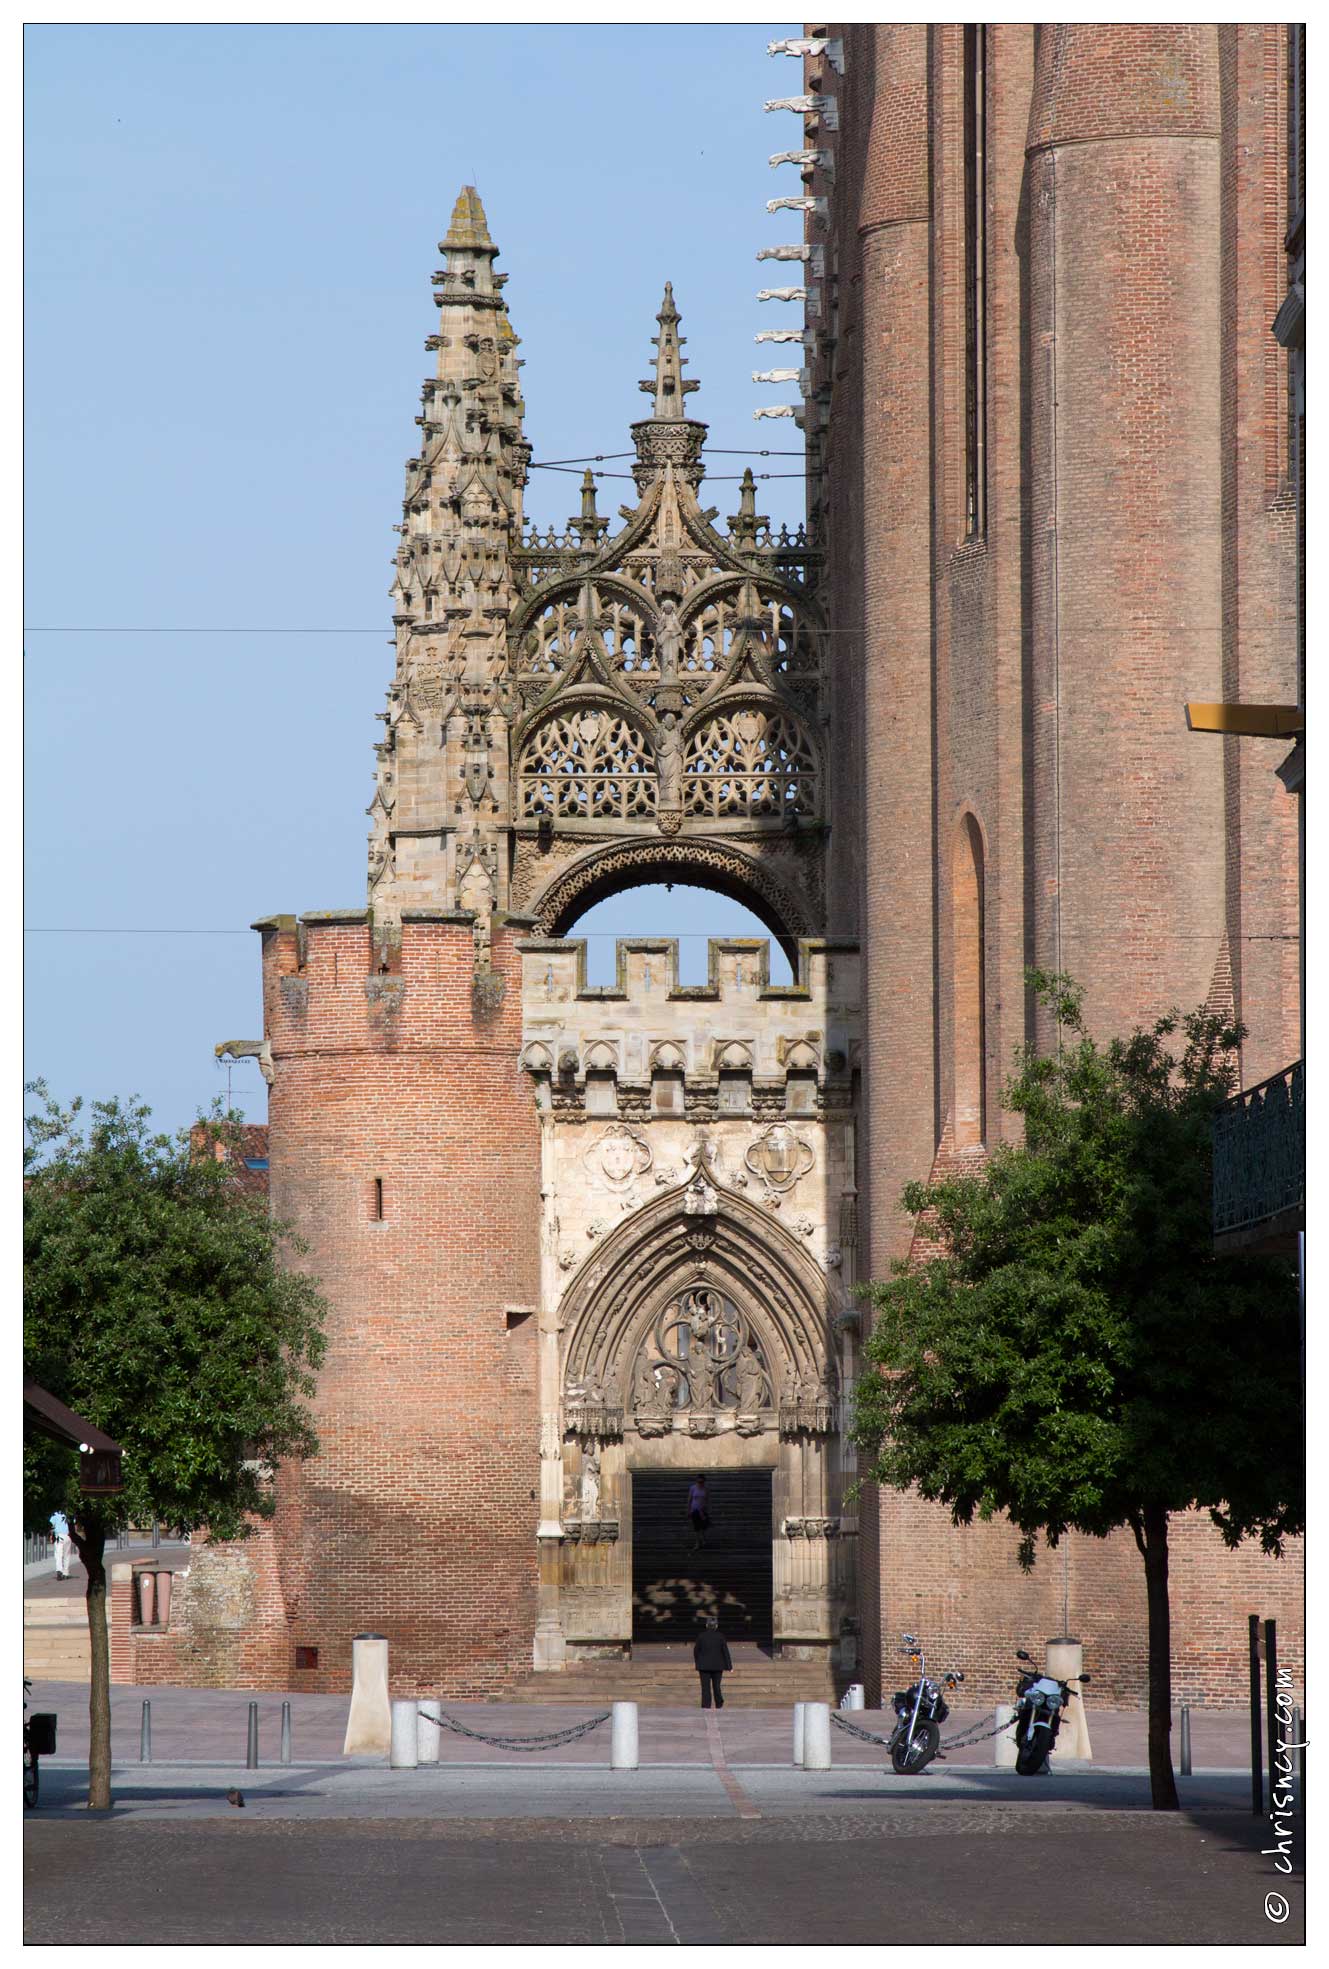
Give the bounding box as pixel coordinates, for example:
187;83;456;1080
687;1474;710;1552
694;1617;732;1709
50;1511;73;1580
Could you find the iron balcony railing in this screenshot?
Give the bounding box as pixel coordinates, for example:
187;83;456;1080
1213;1060;1304;1238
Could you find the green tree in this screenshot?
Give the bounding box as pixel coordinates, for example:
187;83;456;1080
23;1084;328;1811
852;975;1302;1810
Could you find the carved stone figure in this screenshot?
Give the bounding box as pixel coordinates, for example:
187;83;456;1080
632;1355;675;1436
657;597;682;678
735;1348;767;1415
579;1450;601;1519
656;709;683;820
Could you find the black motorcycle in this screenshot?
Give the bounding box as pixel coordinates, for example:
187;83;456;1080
1012;1649;1090;1775
887;1632;964;1775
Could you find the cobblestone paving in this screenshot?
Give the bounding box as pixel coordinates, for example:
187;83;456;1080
25;1812;1303;1945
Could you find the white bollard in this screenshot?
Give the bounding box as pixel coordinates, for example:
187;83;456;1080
417;1698;442;1764
995;1703;1018;1768
610;1700;639;1770
343;1633;391;1756
793;1701;806;1766
390;1699;419;1769
844;1683;866;1711
803;1701;832;1770
1046;1638;1092;1761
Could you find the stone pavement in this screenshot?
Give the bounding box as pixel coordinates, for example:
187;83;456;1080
26;1681;1302;1945
26;1678;1260;1771
25;1809;1303;1945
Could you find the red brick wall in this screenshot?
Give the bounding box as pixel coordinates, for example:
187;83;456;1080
863;1490;1302;1710
120;916;542;1695
821;21;1301;1710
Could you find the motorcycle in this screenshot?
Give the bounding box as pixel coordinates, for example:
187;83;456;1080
887;1632;964;1775
1011;1649;1091;1775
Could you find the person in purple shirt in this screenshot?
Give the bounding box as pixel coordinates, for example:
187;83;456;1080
688;1474;710;1552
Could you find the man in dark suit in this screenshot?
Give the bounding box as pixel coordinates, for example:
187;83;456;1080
693;1616;733;1709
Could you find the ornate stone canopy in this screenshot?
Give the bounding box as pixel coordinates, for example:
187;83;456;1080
367;223;828;962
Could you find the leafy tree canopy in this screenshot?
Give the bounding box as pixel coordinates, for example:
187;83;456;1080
24;1083;328;1541
852;974;1302;1565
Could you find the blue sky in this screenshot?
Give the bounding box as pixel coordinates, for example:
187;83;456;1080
24;22;802;1129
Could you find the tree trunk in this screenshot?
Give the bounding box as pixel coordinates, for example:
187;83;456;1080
1141;1501;1179;1812
75;1517;111;1811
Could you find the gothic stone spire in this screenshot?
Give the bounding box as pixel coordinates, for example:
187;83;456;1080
368;185;528;950
638;281;701;419
630;283;709;493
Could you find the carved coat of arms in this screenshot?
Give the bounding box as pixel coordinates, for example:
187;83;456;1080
585;1124;652;1193
744;1123;815;1199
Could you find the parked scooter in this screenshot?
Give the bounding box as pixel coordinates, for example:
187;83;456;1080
1011;1648;1091;1775
887;1633;965;1775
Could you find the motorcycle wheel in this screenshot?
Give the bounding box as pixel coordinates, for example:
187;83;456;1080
1015;1736;1049;1777
891;1720;941;1775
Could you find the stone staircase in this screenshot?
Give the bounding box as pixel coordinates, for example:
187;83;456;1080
24;1597;90;1680
631;1470;774;1645
504;1642;846;1707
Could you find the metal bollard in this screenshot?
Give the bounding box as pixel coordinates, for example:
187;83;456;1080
803;1701;831;1770
1292;1707;1304;1797
390;1699;419;1769
140;1699;151;1764
995;1704;1018;1768
280;1701;292;1766
844;1683;866;1711
793;1701;806;1767
417;1699;442;1765
1180;1705;1192;1777
246;1701;259;1770
611;1700;639;1770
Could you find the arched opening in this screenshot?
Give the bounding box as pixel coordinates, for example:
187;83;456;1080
569;884;794;985
538;842;808;984
952;812;987;1147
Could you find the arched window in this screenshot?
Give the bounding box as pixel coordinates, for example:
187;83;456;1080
683;708;817;819
952;813;986;1147
518;710;657;821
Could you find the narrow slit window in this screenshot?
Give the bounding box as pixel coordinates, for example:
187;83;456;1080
371;1177;385;1222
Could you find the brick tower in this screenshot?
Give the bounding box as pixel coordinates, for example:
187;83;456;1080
128;191;857;1697
796;21;1301;1706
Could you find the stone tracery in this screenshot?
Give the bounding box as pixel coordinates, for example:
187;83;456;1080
366;257;827;946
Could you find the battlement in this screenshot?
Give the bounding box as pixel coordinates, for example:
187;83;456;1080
518;936;859;1103
251;908;538;977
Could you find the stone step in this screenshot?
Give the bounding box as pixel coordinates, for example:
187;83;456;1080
504;1663;845;1706
24;1598;87;1625
23;1627;91;1679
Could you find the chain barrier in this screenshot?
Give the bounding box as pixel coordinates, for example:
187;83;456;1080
416;1707;611;1752
832;1710;1018;1753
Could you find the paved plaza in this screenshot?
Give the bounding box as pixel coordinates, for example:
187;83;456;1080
24;1680;1302;1943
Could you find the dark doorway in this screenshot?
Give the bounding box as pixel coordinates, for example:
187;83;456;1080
631;1470;773;1644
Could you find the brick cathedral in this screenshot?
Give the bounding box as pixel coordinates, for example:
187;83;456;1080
121;23;1302;1707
